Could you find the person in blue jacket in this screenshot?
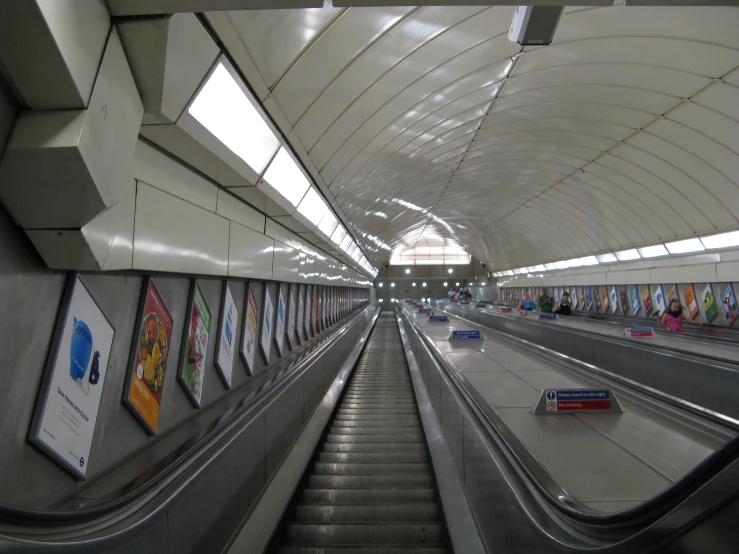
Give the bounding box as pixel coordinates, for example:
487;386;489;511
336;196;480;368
517;292;536;311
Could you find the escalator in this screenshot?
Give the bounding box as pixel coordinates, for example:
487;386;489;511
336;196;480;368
271;315;450;553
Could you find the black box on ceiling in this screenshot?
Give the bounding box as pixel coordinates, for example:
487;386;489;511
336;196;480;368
508;6;564;46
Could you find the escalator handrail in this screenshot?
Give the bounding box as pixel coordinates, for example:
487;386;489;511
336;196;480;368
0;306;375;525
398;303;739;532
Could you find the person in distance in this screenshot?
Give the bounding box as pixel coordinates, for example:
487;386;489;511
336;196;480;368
538;287;554;313
659;299;704;332
518;291;536;311
554;291;572;316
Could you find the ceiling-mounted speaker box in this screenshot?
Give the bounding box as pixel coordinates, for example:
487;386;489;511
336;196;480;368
508;6;564;46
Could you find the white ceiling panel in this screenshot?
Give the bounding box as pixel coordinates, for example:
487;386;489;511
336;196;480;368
217;4;739;270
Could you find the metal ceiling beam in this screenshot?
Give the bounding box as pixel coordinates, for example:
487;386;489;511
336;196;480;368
105;1;322;17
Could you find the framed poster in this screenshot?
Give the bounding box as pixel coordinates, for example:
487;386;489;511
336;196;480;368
629;285;641;316
668;285;679;304
571;287;579;310
178;281;212;408
721;284;738;326
29;275;115;479
311;286;318;336
683;285;700;320
124;278;174;436
609;286;619;313
286;285;297;351
585;286;593;311
701;284;718;324
641;285;653;317
260;286;274;365
653;285;666;315
601;286;609;313
215;284;238;389
241;285;259;376
593;288;601;311
296;285;305;344
619;287;628;315
305;285;313;339
274;286;286;357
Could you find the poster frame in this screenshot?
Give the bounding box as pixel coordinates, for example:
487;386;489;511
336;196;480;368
629;285;641;316
28;274;116;479
274;285;286;358
177;280;212;409
123;277;173;436
296;284;305;345
240;283;259;376
259;285;274;365
701;283;718;324
214;283;238;390
721;283;738;326
305;285;313;339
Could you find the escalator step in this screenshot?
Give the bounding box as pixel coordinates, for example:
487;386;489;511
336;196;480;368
318;452;429;463
286;523;447;545
302;488;437;504
279;548;449;554
309;474;433;489
313;462;431;474
322;443;427;453
294;503;441;523
328;426;423;435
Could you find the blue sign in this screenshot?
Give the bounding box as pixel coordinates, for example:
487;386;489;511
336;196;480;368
452;330;480;340
539;314;557;320
418;308;430;313
555;390;610;401
475;303;486;308
430;315;448;322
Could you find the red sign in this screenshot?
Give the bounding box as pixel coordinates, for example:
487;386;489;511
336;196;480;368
557;400;611;411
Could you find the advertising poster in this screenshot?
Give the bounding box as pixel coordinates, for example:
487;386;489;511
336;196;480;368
571;287;579;310
311;287;318;336
721;284;738;326
287;285;297;351
630;285;641;316
260;287;274;365
683;285;700;320
668;285;680;304
274;287;286;357
594;288;601;311
29;276;115;478
653;285;667;315
601;286;609;313
701;284;718;324
178;282;212;408
609;286;619;313
554;287;561;303
305;286;313;339
296;285;305;344
641;285;653;317
619;288;628;315
585;286;593;311
241;286;259;376
215;285;238;389
125;278;173;436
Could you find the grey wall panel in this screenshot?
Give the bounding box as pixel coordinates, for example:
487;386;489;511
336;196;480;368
265;377;304;479
105;515;169;554
303;354;326;422
166;414;266;554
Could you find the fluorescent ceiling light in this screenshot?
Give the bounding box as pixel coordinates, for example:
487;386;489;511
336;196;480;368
525;267;536;272
405;268;411;274
447;268;454;274
297;187;328;226
638;244;669;258
700;230;739;250
481;282;486;286
665;238;705;254
422;282;427;287
565;258;582;267
189;63;279;174
535;264;546;271
330;225;346;246
339;234;353;252
412;283;416;287
579;256;599;266
261;147;310;207
554;261;568;269
378;283;383;287
505;270;514;275
615;249;640;261
544;263;556;270
317;209;339;238
512;269;521;274
596;253;617;263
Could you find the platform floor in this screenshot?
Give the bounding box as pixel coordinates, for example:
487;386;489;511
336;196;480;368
403;304;726;513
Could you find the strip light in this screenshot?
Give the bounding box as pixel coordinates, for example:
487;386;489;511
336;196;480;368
615;249;640;261
638;244;669;258
700;230;739;250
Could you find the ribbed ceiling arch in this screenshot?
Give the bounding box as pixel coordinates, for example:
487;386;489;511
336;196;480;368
221;4;739;270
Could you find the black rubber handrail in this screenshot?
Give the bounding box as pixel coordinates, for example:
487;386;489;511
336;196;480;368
398;302;739;534
0;306;373;525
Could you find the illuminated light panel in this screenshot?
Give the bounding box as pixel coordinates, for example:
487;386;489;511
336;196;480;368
665;238;705;254
615;249;640;261
261;147;310;207
596;253;617;263
638;244;669;258
544;263;556;270
700;230;739;250
297;188;328;226
189;63;279;174
535;265;546;271
339;234;353;252
330;225;347;246
579;256;599;266
565;258;583;267
317;209;339;238
554;261;568;269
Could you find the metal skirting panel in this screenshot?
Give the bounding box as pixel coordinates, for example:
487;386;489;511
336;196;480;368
434;302;739;422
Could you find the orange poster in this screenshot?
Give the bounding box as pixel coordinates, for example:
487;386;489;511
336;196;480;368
125;279;173;435
601;286;609;312
683;285;699;319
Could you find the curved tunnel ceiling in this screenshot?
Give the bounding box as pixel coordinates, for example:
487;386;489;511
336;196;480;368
221;5;739;271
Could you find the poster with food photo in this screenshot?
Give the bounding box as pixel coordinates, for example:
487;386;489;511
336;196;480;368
124;278;173;435
701;284;718;324
721;284;738;326
215;285;238;389
241;285;258;376
29;275;115;478
683;285;700;320
178;282;211;408
642;285;653;317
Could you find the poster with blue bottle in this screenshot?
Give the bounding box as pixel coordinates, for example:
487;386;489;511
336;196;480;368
29;275;115;479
